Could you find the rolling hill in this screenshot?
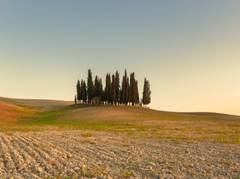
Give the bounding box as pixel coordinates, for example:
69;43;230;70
0;97;72;110
0;97;71;125
0;101;30;123
0;97;239;143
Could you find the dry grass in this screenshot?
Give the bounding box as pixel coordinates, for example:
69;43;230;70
0;97;72;110
0;98;239;143
0;101;35;123
58;106;240;143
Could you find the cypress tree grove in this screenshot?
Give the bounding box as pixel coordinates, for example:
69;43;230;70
142;78;151;106
75;69;151;106
87;69;94;104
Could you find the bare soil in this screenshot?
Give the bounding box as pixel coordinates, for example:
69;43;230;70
0;131;239;178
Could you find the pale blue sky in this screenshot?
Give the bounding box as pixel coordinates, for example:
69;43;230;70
0;0;240;115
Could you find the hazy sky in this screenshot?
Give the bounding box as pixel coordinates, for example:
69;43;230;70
0;0;240;115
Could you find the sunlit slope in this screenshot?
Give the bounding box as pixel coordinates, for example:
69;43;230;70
0;97;71;124
25;105;239;143
0;98;239;143
63;105;240;122
0;101;34;123
0;97;72;110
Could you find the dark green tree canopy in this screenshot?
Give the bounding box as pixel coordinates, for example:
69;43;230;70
87;69;94;102
134;80;139;104
129;72;135;105
94;76;103;98
76;80;81;102
120;69;129;105
105;73;112;104
142;78;151;105
81;80;87;103
112;74;117;104
75;69;151;106
115;71;120;103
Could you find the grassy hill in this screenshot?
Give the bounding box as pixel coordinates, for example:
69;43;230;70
0;97;239;143
0;101;34;124
0;97;71;126
0;97;72;110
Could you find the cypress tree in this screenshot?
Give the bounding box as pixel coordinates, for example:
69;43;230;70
94;76;103;103
126;76;130;105
81;80;87;103
115;71;120;104
121;69;129;105
120;76;125;104
87;69;94;104
142;78;151;106
112;74;117;104
105;73;112;104
99;78;103;102
129;73;135;105
134;80;139;105
80;80;87;104
94;76;98;97
76;80;81;103
104;74;108;103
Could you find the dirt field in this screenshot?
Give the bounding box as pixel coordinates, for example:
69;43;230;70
0;131;239;178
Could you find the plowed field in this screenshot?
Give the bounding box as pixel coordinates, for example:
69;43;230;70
0;131;239;178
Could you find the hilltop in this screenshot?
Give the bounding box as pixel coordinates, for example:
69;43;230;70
0;97;72;110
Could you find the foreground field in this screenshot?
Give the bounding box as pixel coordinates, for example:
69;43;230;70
0;131;239;178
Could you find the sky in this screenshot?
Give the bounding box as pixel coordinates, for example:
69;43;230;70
0;0;240;115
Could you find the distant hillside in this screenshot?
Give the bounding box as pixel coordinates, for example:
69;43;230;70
0;97;72;110
0;97;72;124
0;100;33;123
